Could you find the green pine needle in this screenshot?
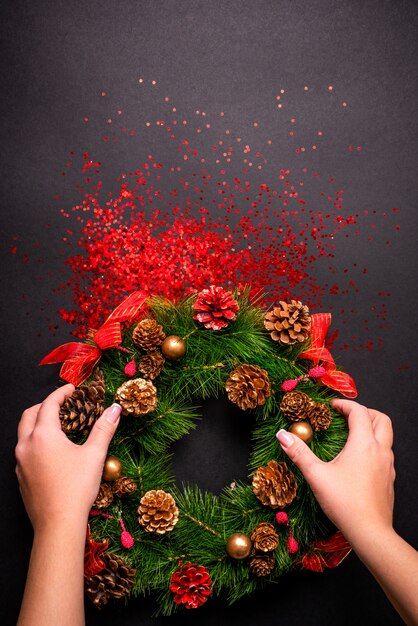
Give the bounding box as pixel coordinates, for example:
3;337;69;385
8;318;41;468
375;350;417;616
72;290;352;614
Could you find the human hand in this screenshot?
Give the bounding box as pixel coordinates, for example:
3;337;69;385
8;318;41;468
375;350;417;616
15;384;122;533
277;399;395;545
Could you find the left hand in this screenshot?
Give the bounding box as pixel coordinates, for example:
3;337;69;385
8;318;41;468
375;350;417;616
15;384;122;532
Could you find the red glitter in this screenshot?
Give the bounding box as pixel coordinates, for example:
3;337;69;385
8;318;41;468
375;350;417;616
10;84;400;352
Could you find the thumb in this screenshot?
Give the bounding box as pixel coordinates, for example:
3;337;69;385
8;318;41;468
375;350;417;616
276;429;322;481
85;403;122;452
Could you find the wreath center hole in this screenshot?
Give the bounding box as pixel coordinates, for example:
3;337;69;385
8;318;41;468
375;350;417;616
171;394;253;495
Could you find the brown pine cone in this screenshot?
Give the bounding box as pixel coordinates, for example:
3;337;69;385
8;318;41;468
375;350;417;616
308;402;332;432
225;364;271;410
93;482;114;509
248;552;276;577
138;351;165;380
132;318;166;352
59;370;105;433
115;378;157;416
138;489;179;534
252;460;297;509
113;477;137;498
280;390;312;421
264;300;311;345
251;522;279;552
84;552;136;608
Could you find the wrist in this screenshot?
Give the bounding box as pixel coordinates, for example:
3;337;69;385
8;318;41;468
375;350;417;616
344;522;396;559
33;511;89;539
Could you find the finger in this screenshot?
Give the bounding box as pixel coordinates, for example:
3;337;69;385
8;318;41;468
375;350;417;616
84;404;122;455
35;384;75;429
276;429;322;482
368;408;393;447
17;404;42;440
331;399;374;441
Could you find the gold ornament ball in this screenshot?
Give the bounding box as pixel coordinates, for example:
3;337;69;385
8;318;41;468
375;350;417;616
289;420;314;444
102;455;123;481
161;335;187;360
226;533;252;559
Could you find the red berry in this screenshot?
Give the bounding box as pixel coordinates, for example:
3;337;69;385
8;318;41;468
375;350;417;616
287;532;299;555
124;360;137;377
275;512;289;525
281;379;298;392
308;365;326;379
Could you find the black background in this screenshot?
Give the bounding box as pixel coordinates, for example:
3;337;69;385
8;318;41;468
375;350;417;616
1;1;417;625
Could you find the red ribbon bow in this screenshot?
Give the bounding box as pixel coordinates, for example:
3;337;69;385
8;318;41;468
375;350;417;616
298;313;358;398
299;531;352;572
40;291;147;386
84;525;108;578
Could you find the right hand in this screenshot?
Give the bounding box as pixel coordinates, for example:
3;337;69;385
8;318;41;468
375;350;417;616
16;384;122;533
276;399;396;543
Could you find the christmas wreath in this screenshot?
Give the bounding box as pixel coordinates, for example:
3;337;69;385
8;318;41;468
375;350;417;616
41;286;357;614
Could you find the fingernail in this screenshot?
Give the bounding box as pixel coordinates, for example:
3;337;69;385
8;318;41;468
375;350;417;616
106;403;122;424
276;429;294;447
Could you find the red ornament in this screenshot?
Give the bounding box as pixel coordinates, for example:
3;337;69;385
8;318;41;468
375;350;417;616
193;286;239;331
275;512;289;526
124;360;137;377
170;562;212;609
287;531;299;555
84;525;108;577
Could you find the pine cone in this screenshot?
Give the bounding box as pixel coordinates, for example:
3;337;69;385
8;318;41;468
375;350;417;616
252;460;297;509
251;522;279;552
84;552;136;608
225;364;271;410
308;402;332;432
193;285;239;330
264;300;311;345
248;552;276;577
132;318;165;351
138;351;165;380
113;477;137;498
280;390;312;421
138;490;179;534
93;482;114;509
115;378;157;416
59;371;105;433
170;562;212;609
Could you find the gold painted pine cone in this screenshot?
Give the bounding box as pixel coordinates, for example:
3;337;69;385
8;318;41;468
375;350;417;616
115;378;157;416
137;489;179;534
280;390;312;421
59;370;105;433
132;318;166;352
113;477;137;497
93;482;114;509
84;552;136;608
225;364;271;410
138;351;165;380
252;460;297;509
248;552;276;577
264;300;311;345
251;522;279;552
308;402;332;432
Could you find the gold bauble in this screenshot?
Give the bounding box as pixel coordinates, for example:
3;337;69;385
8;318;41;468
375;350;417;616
226;533;252;559
102;455;123;481
288;420;314;444
161;335;187;360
